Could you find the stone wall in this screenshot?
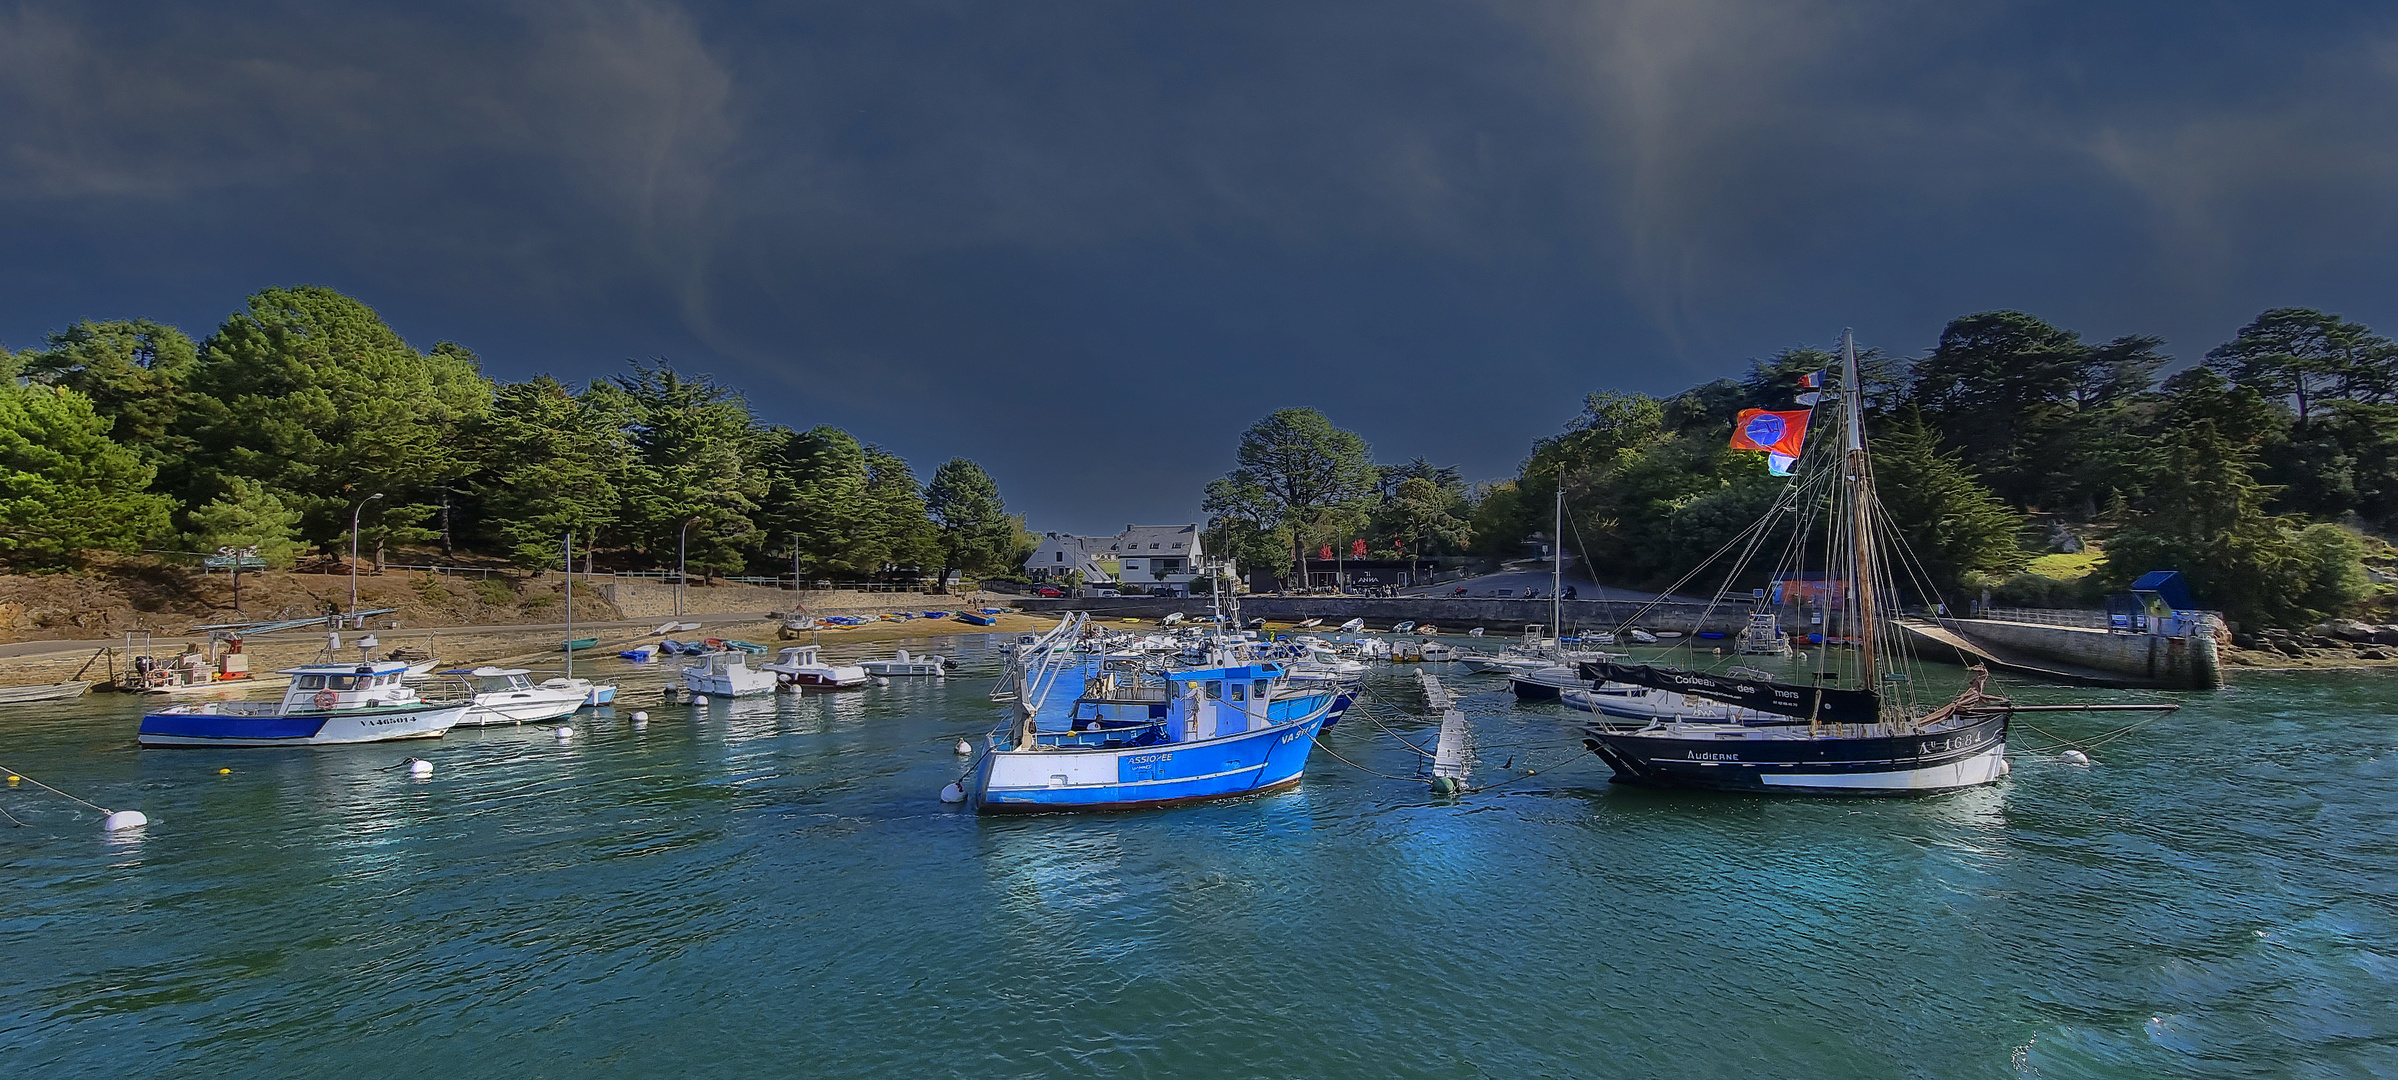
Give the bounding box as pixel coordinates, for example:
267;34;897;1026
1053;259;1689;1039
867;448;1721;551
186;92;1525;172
1017;595;1757;635
1956;618;2223;689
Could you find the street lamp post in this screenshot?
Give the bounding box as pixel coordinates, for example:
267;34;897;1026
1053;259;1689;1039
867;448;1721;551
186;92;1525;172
349;493;384;620
676;516;702;618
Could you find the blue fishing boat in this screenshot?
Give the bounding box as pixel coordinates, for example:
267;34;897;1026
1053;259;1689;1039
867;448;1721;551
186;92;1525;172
954;611;996;627
966;615;1339;813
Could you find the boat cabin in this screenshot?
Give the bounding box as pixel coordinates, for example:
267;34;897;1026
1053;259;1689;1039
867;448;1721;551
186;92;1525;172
1042;661;1304;750
454;667;538;694
279;661;420;710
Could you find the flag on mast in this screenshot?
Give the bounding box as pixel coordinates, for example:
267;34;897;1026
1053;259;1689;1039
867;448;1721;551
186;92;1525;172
1766;452;1798;476
1797;369;1825;389
1729;409;1811;457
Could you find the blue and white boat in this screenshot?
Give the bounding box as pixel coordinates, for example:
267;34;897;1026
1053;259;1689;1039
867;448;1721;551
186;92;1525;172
138;660;469;748
967;614;1340;813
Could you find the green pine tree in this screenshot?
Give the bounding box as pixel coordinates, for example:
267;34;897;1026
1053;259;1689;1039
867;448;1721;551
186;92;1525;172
0;382;173;570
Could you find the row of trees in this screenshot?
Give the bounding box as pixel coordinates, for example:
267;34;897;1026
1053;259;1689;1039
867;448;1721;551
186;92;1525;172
1201;409;1474;585
1199;308;2390;627
0;287;1026;586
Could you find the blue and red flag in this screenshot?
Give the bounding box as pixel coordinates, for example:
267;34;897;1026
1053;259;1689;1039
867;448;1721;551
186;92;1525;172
1729;409;1811;457
1797;369;1824;389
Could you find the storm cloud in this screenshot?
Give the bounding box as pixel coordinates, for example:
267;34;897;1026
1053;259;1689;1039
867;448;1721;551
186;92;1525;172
5;0;2396;530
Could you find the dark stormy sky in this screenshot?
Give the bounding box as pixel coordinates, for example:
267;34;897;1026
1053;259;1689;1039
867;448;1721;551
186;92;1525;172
5;1;2396;534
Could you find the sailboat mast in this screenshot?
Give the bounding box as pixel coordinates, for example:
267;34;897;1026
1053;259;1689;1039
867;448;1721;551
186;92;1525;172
1551;475;1562;641
564;530;574;681
1840;330;1881;703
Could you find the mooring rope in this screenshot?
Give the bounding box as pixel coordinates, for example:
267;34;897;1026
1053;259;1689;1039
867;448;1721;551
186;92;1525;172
0;760;119;816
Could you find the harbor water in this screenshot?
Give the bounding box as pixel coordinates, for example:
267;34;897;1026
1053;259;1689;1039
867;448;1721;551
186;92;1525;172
4;636;2395;1077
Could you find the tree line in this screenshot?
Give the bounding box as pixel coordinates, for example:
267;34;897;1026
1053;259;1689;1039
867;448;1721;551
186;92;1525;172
1202;308;2394;628
0;286;1025;587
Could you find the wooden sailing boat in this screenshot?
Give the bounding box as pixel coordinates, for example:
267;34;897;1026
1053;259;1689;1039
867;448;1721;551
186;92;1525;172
1578;331;2013;794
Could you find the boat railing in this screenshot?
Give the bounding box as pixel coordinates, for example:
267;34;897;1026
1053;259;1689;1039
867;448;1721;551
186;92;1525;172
1014;612;1090;718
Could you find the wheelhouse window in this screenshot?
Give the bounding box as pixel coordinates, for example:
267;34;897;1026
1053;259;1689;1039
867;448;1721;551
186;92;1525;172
1228;683;1246;702
296;675;325;690
1206;681;1222;700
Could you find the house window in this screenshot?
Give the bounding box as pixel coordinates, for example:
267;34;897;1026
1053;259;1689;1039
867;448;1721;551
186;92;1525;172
1054;552;1063;562
1151;543;1160;549
1173;542;1183;549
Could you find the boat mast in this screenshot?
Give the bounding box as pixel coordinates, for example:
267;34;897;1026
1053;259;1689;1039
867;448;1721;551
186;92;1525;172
564;530;574;681
1839;330;1882;708
1551;472;1563;645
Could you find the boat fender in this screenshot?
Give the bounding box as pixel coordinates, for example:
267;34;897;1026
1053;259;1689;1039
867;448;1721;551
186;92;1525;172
102;810;148;832
938;782;966;804
2060;749;2091;766
955;740;973;756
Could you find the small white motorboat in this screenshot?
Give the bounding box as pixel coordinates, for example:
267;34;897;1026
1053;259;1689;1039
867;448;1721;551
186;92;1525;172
0;680;93;705
682;651;778;697
542;677;619;707
1628;628;1659;644
760;645;867;690
450;667;587;726
139;661;466;747
1337;618;1365;633
858;648;953;677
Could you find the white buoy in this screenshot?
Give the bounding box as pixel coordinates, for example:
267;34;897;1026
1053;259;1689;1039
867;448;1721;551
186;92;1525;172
692;694;709;706
2061;749;2091;766
632;717;649;730
554;726;576;740
955;739;973;756
102;810;148;832
408;758;434;777
631;711;649;722
875;676;890;686
938;782;966;804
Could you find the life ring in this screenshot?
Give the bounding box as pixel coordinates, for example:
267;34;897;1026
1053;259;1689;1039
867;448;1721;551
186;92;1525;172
313;689;339;709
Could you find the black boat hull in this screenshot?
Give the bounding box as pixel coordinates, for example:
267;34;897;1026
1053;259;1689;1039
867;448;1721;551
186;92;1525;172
1582;710;2009;796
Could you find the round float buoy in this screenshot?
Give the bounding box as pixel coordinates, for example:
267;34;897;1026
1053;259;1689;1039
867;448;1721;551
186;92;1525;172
554;726;576;740
102;810;148;832
2061;749;2091;766
632;717;649;730
955;739;973;756
1429;777;1460;796
692;694;709;706
875;676;890;686
5;774;16;786
217;767;232;775
938;782;966;804
631;711;649;722
408;758;434;777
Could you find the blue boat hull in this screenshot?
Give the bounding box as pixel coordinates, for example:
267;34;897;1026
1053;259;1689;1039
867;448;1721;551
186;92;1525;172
972;711;1330;813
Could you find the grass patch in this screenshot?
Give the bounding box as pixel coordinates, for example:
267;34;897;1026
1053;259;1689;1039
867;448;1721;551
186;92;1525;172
2026;547;2103;581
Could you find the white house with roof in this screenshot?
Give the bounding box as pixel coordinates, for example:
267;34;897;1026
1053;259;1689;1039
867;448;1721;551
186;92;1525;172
1027;524;1205;591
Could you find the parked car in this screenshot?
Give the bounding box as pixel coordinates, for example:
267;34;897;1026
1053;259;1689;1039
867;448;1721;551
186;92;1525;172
1034;585;1064;597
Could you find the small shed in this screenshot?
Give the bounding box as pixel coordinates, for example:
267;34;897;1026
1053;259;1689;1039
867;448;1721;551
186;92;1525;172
2128;570;2195;614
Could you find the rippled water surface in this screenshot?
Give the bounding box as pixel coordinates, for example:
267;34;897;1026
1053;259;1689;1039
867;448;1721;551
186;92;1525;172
4;636;2395;1078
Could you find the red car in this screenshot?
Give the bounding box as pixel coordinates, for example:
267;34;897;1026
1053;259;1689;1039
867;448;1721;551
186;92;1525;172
1034;585;1065;597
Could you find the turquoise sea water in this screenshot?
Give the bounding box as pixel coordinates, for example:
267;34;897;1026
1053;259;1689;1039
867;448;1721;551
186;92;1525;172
4;636;2395;1078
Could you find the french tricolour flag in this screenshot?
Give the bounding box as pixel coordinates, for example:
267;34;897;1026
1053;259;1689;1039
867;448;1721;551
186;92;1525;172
1797;369;1825;389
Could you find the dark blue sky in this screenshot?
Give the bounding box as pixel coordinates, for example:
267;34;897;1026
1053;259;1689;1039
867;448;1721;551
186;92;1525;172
5;1;2395;533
